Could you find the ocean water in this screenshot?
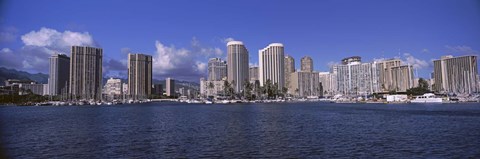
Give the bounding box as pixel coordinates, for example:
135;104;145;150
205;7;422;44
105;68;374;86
1;102;479;158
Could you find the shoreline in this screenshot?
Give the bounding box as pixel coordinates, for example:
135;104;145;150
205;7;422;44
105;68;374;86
1;99;479;106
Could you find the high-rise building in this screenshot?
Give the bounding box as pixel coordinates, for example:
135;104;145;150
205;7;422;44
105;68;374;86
200;78;225;97
259;43;285;89
49;53;70;96
128;53;153;100
208;58;227;81
249;67;259;81
301;56;313;72
391;65;414;92
69;46;103;101
103;78;123;101
289;71;320;97
166;77;175;97
319;72;335;96
374;59;401;92
227;41;249;92
433;55;478;94
284;55;295;93
334;56;375;95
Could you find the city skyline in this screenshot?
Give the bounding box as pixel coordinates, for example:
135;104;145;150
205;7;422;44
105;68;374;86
0;0;480;81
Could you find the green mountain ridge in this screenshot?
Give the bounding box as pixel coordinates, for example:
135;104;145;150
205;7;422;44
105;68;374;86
0;67;199;91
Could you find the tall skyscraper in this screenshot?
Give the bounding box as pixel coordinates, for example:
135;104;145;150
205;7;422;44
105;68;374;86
69;46;103;101
128;53;153;100
375;59;401;92
208;58;227;81
227;41;249;92
249;66;259;81
301;56;313;72
49;53;70;96
319;72;335;96
433;55;478;94
284;55;295;92
391;65;414;92
166;77;175;97
334;56;375;95
259;43;285;89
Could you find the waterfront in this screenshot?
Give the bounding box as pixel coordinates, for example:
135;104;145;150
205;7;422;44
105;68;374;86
1;102;480;158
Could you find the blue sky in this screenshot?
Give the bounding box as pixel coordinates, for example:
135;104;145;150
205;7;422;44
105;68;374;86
1;0;479;81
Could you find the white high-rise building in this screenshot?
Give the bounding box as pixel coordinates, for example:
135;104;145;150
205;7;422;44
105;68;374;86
208;58;227;81
227;41;249;93
166;77;175;97
259;43;285;89
333;56;375;96
69;46;103;101
319;72;335;96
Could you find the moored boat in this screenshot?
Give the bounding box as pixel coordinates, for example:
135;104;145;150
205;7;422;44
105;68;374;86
410;93;443;103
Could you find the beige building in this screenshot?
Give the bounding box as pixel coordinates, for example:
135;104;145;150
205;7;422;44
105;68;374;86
259;43;285;89
249;67;259;81
69;46;103;101
284;55;295;91
289;71;320;97
128;53;152;100
227;41;249;93
391;65;414;92
301;56;313;72
433;55;478;94
374;59;401;92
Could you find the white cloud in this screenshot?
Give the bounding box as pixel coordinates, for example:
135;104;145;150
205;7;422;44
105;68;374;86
0;27;99;73
21;27;97;54
402;53;429;69
150;37;227;81
445;45;479;55
192;37;223;57
249;62;258;67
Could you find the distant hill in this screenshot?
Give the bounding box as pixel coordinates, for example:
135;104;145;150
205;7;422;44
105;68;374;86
0;67;49;85
103;78;199;91
0;67;199;91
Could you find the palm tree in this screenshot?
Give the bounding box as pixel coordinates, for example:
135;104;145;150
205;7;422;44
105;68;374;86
243;79;253;100
272;83;279;99
295;88;299;98
208;81;214;97
223;80;230;98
